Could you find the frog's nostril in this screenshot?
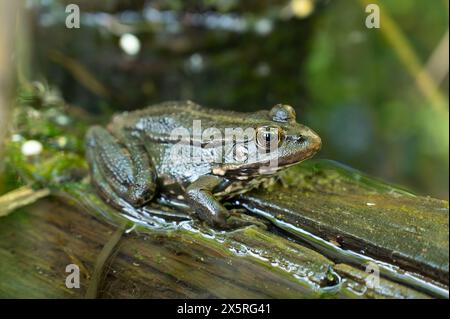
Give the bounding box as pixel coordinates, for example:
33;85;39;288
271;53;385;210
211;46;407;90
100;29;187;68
286;135;305;143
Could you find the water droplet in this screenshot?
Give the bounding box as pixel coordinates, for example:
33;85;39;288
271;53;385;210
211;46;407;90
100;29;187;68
21;140;43;156
291;0;315;18
119;33;141;56
254;18;273;35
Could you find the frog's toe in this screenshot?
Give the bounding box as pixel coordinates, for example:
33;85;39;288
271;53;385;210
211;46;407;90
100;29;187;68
125;185;155;206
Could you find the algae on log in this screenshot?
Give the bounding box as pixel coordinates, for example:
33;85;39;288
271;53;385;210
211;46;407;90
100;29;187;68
0;160;447;298
237;160;449;287
0;197;430;299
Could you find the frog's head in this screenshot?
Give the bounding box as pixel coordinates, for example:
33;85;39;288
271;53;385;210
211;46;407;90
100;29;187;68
215;104;321;177
264;104;321;169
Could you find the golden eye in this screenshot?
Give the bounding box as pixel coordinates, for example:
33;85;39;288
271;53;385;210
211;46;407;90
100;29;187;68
256;126;281;149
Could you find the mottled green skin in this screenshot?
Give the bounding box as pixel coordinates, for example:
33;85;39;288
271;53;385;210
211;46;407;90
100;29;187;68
85;101;321;228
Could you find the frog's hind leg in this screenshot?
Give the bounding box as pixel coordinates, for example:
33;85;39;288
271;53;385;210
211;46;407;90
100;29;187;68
85;126;157;210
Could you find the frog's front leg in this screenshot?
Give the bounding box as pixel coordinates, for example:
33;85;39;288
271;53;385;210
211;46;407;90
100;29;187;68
85;126;157;210
186;175;265;229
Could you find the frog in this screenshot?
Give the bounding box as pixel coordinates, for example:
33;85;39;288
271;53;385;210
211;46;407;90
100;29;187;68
85;101;321;229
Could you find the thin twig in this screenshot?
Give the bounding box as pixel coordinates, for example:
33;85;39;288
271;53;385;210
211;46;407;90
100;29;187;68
358;0;448;116
48;50;111;99
85;224;127;299
425;30;449;86
0;186;51;217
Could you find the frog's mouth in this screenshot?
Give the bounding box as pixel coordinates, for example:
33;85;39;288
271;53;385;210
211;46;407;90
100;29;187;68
278;127;322;166
214;150;316;178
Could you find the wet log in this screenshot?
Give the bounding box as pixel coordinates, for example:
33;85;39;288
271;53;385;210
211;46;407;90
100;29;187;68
0;160;446;299
0;197;430;299
237;160;449;286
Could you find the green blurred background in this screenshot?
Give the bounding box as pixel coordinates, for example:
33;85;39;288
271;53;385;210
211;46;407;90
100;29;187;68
13;0;450;199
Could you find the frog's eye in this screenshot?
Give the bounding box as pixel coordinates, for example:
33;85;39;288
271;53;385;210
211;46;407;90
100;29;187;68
269;104;296;123
256;126;281;150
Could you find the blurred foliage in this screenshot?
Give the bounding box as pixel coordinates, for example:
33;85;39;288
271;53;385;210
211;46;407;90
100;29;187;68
28;0;320;114
1;83;87;194
12;0;450;199
305;0;448;198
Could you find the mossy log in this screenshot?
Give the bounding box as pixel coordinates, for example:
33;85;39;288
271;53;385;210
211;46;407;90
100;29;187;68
0;160;447;299
238;161;449;285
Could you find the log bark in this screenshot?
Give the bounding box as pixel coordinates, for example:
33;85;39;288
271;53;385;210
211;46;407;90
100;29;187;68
237;161;449;285
0;160;446;299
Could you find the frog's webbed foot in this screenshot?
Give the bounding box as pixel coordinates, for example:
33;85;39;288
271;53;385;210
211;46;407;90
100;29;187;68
186;175;266;230
85;126;157;209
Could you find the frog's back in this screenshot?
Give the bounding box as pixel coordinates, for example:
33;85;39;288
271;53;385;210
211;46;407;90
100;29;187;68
109;100;269;136
109;101;196;133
